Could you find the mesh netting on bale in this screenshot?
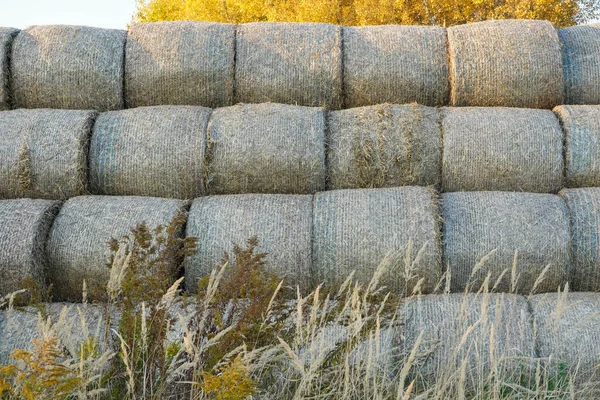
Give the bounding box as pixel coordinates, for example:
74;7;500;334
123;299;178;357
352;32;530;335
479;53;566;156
327;104;441;190
0;199;60;299
448;20;563;109
0;109;96;199
90;106;209;199
441;107;563;193
46;196;187;301
125;22;235;109
313;187;442;294
559;24;600;105
343;26;449;108
206;103;326;195
0;27;18;110
11;25;126;111
235;23;342;109
442;192;571;294
184;194;313;292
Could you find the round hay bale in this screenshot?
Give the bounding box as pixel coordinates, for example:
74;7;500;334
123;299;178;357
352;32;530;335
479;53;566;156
11;25;126;111
46;195;187;302
343;26;449;108
313;186;442;294
184;194;313;292
559;24;600;105
206;103;326;195
0;109;96;199
0;27;18;111
0;199;60;299
89;106;210;199
327;104;441;190
125;22;235;108
448;20;563;109
554;105;600;188
441;107;563;193
235;23;342;109
442;192;571;294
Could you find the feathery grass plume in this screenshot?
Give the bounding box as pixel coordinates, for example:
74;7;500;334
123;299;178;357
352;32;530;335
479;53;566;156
0;27;18;111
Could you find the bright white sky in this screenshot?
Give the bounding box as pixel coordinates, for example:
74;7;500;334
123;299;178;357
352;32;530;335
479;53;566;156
0;0;138;30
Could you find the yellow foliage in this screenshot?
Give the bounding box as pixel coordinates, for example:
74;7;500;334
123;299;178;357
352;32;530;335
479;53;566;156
199;355;256;400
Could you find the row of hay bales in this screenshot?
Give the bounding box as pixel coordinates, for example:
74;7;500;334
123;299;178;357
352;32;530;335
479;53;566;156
1;292;599;392
1;20;600;112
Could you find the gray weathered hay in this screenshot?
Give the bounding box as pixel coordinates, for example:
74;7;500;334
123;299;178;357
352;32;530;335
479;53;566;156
559;24;600;105
343;26;449;108
442;107;564;193
46;195;187;301
448;20;563;108
559;188;600;291
11;25;126;111
327;104;441;189
554;105;600;188
0;109;96;199
0;199;60;299
125;21;235;108
0;27;18;110
90;106;210;199
184;194;313;292
442;192;571;294
206;103;326;195
313;186;442;294
235;23;342;109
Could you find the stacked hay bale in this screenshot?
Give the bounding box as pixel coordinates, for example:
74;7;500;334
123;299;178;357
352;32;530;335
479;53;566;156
89;106;210;199
11;25;126;111
327;104;441;189
0;199;60;299
0;109;96;199
185;194;313;292
442;192;571;294
0;27;18;110
448;20;563;108
235;23;342;109
46;196;187;301
343;26;449;107
441;107;563;193
125;22;235;108
206;103;326;195
313;187;442;294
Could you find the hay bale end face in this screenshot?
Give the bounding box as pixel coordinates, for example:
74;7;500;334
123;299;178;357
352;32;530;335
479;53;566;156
313;187;442;294
11;25;126;111
0;109;96;200
442;107;563;193
442;191;571;294
125;22;235;108
46;196;187;301
235;23;342;109
90;106;209;199
327;104;441;190
448;20;563;109
343;26;449;108
206;103;326;195
185;194;313;292
0;27;18;111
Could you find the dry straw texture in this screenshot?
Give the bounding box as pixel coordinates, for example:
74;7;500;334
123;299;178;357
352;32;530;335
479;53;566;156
125;21;235;108
327;103;441;189
46;196;187;301
235;23;342;109
0;199;60;298
90;106;209;199
442;192;571;294
12;25;126;111
448;20;563;109
184;194;313;292
554;105;600;188
0;27;18;110
206;103;326;195
313;186;442;293
0;109;96;200
343;25;449;108
559;24;600;105
441;107;563;193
